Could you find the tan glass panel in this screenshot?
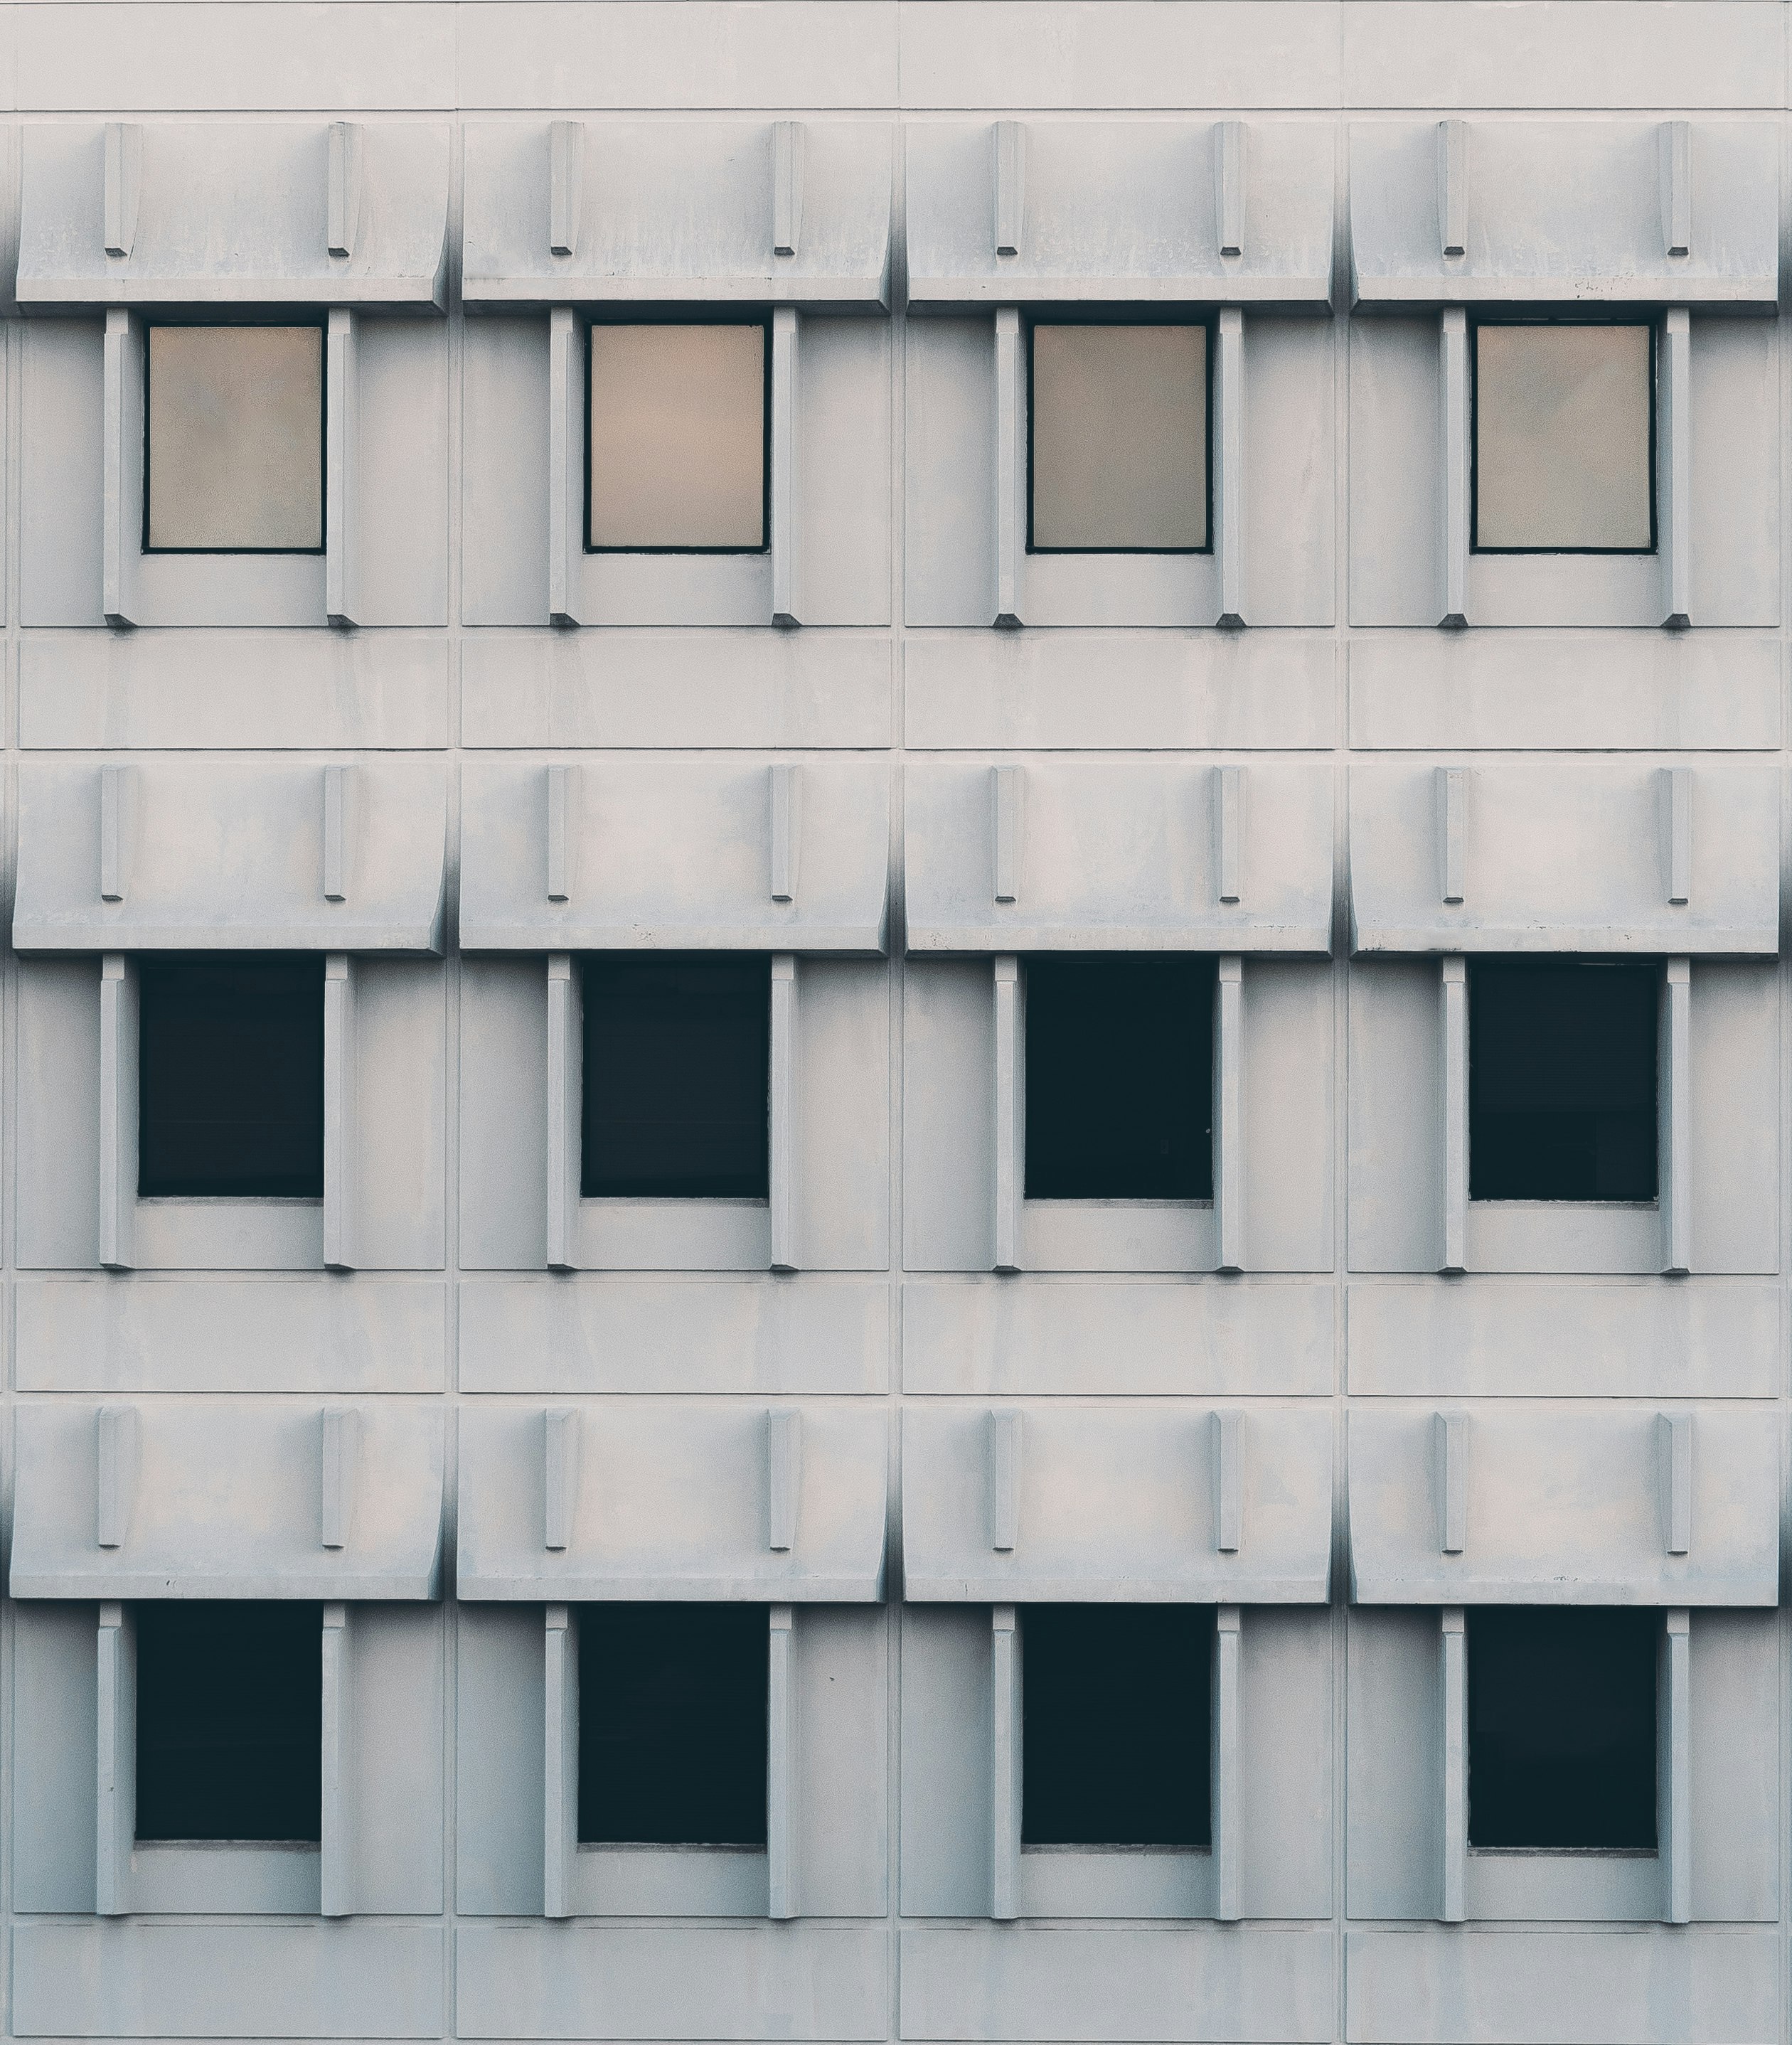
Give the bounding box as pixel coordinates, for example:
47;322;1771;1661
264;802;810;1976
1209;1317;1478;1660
588;324;767;550
1474;324;1653;551
1030;324;1208;552
146;326;324;552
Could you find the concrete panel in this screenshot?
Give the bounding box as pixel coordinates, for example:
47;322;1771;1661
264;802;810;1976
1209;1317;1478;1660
20;632;451;752
1690;318;1779;627
352;961;447;1272
461;630;892;749
356;318;450;625
455;1922;891;2039
1345;1608;1444;1921
903;631;1336;752
21;317;103;626
1240;1606;1334;1919
1245;316;1335;624
455;1602;545;1916
898;1924;1335;2041
1343;1927;1778;2043
1687;1610;1778;1923
1348;317;1442;628
1348;636;1781;753
904;318;996;627
11;1921;447;2038
462;312;549;626
902;1277;1333;1396
902;960;997;1272
15;1276;447;1394
353;1604;446;1915
13;1603;100;1914
1346;1281;1781;1400
901;1606;995;1918
1347;959;1444;1274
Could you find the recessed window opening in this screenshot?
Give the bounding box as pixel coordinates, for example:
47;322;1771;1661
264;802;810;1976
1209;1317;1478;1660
134;1600;323;1844
1467;1606;1658;1852
1471;320;1655;555
1028;321;1211;554
1024;955;1215;1201
580;955;771;1200
1468;958;1658;1203
1021;1604;1214;1848
586;321;769;553
577;1603;769;1847
144;323;326;555
137;956;325;1200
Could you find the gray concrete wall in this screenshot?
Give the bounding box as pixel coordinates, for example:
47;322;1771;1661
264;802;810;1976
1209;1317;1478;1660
0;3;1789;2039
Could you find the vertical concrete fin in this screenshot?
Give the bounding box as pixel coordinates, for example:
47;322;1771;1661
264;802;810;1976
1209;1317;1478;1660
1438;766;1468;905
1435;1409;1468;1554
321;1603;356;1918
1661;1610;1692;1923
1660;121;1692;258
1440;1607;1467;1923
322;763;353;902
545;762;577;904
1437;119;1467;258
1214;958;1245;1274
320;1404;361;1551
767;1407;802;1553
543;1605;578;1920
773;121;804;257
1212;1409;1242;1554
99;956;139;1271
769;762;801;903
991;1606;1020;1920
543;1406;581;1553
771;307;800;625
1215;308;1246;626
95;1404;139;1551
993;121;1025;257
326;308;361;626
1212;1606;1242;1921
323;955;359;1272
992;763;1023;904
103;309;144;627
104;122;142;259
1215;120;1246;257
546;956;582;1272
548;306;585;625
994;308;1025;626
1215;764;1244;906
327;122;363;260
100;763;132;903
769;956;799;1272
767;1607;799;1918
96;1603;136;1918
548;120;583;258
1660;310;1692;626
1663;764;1693;907
993;958;1025;1273
1659;1410;1693;1556
1439;957;1468;1274
1660;959;1692;1276
1439;309;1469;626
988;1406;1023;1552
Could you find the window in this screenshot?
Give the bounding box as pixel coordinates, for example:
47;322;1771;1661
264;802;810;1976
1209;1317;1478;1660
138;957;326;1199
1467;1607;1657;1852
134;1601;323;1843
577;1603;768;1846
1022;1605;1214;1847
144;324;325;553
1029;323;1210;553
587;322;768;552
1472;322;1654;554
580;956;770;1200
1024;955;1215;1200
1468;959;1658;1203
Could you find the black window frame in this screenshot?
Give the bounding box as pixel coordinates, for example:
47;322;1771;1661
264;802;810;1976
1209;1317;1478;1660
1025;309;1216;559
140;314;330;558
583;312;774;557
1468;313;1660;559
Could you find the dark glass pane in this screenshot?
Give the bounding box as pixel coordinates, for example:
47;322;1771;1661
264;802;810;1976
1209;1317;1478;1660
1025;956;1215;1200
1468;1606;1658;1851
1021;1604;1213;1847
137;958;325;1198
1469;959;1658;1202
134;1601;322;1842
577;1603;768;1845
581;956;770;1198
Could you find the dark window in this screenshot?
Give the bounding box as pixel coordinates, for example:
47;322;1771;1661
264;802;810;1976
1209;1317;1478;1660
134;1601;322;1843
1021;1604;1214;1848
1468;1606;1658;1852
1025;956;1215;1200
577;1603;768;1846
581;956;770;1199
1469;959;1658;1202
138;958;325;1198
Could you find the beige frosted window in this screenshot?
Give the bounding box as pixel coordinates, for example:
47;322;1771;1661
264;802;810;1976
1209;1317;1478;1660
1473;323;1654;552
588;323;767;550
146;325;324;552
1030;323;1208;552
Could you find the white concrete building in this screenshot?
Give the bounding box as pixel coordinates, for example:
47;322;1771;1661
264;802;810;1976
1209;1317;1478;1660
0;2;1786;2040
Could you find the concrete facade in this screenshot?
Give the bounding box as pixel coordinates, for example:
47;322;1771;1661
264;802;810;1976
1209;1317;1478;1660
0;2;1789;2040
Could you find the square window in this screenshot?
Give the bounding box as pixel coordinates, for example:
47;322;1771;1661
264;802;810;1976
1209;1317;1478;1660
137;957;326;1200
1024;955;1215;1200
1022;1604;1214;1847
134;1601;322;1843
577;1603;769;1845
587;323;767;551
145;325;325;553
1468;959;1658;1203
1030;323;1210;552
1467;1606;1658;1852
1472;322;1654;554
580;956;770;1200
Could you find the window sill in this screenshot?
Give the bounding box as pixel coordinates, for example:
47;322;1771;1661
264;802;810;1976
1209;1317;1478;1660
572;1197;770;1272
1463;1844;1665;1922
1022;1198;1215;1274
572;1843;769;1917
131;1197;324;1272
1016;1843;1215;1918
1463;1200;1662;1276
128;1841;321;1914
